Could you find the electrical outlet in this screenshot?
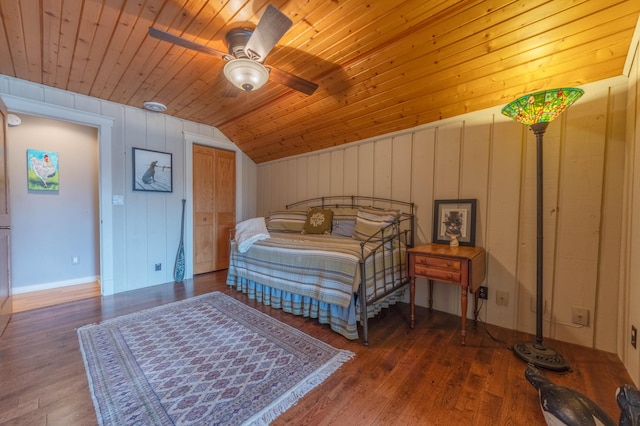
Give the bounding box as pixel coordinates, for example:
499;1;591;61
571;306;589;326
155;263;162;271
632;326;637;349
496;290;509;306
478;286;488;300
72;256;79;264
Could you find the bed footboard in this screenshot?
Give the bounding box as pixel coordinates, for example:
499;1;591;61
357;220;411;345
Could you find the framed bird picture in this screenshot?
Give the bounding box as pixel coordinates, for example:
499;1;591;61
27;149;59;192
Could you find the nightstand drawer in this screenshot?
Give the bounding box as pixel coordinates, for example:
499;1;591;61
414;264;461;283
414;255;462;272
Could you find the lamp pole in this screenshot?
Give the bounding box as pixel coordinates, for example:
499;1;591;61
502;88;584;372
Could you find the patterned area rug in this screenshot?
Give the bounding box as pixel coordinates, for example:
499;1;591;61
78;291;354;425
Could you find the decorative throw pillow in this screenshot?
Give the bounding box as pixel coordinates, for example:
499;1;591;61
331;207;358;237
302;208;334;235
266;209;308;232
352;206;400;241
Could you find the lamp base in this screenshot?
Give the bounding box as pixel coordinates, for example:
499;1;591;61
512;341;571;373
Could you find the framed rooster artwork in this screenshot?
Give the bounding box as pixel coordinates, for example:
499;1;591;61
27;149;59;192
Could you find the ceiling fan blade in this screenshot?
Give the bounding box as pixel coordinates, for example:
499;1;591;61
149;27;228;61
244;5;292;62
267;66;318;95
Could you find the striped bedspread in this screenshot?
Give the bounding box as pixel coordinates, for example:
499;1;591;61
227;232;405;308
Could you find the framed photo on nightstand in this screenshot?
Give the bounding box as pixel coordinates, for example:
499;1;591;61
432;199;477;246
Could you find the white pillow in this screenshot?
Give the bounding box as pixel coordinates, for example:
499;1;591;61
235;217;270;253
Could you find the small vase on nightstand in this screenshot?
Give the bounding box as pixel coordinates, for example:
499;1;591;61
450;235;459;247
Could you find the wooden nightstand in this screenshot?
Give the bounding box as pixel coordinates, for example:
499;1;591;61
408;243;486;345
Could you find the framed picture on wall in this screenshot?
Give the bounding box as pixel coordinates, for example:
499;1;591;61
432;199;477;246
132;147;173;192
27;149;59;191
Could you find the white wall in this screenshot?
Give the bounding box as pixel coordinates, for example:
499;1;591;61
8;115;99;291
621;26;640;385
256;77;629;358
0;75;257;296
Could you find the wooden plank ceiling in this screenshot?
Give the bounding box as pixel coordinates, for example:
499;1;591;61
0;0;639;164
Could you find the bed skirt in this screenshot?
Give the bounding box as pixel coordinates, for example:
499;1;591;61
226;274;407;341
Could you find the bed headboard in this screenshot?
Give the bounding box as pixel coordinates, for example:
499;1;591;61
285;195;415;248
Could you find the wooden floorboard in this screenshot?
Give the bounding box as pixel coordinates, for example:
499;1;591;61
0;271;633;425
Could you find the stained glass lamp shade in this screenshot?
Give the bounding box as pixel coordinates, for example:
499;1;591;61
501;87;583;373
501;88;584;126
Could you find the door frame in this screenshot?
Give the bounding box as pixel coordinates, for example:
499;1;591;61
0;94;116;295
182;131;244;280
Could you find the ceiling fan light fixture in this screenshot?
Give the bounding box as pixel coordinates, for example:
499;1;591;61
224;59;269;92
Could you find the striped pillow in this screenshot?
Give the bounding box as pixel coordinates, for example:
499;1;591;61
266;209;308;232
331;207;358;237
352;207;400;241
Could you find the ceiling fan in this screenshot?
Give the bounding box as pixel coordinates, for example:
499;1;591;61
149;4;318;96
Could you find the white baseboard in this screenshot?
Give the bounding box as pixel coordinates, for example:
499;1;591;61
12;276;100;294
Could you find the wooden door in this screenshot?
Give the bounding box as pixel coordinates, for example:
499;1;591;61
193;145;235;274
0;99;12;337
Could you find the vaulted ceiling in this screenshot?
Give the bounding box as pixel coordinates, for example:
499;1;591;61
1;1;639;163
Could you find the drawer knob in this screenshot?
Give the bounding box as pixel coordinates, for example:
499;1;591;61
447;261;453;267
447;274;453;279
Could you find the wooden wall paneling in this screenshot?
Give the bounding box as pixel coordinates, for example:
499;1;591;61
486;118;524;329
553;91;608;347
257;163;270;216
145;113;169;284
433;122;463;199
166;116;185;279
318;152;331;196
629;50;640;384
459;118;491;319
286;159;298;204
125;107;149;290
460;118;491;247
411;128;436;245
307;155;319;200
409;127;436;310
595;82;626;353
343;145;359;196
273;162;288;209
373;138;392;201
296;156;308;202
357;143;374;197
431;121;463;315
43;85;75;109
330;150;345;196
100;100;127;291
243;153;258;220
390;134;413;205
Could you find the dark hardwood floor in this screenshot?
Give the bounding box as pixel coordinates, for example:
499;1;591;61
0;271;633;425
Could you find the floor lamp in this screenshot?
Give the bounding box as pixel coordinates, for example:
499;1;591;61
501;88;584;373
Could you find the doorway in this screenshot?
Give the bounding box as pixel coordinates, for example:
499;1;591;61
7;115;101;297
